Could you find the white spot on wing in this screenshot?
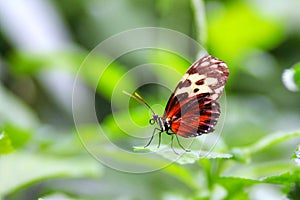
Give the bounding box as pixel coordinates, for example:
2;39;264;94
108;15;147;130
195;85;212;94
175;82;212;97
211;94;218;100
204;77;218;86
210;64;218;69
188;74;205;81
215;86;224;94
200;61;209;67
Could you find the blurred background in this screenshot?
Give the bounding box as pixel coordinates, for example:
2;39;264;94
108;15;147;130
0;0;300;199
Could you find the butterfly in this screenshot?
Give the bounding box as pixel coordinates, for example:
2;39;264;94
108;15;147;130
123;55;229;153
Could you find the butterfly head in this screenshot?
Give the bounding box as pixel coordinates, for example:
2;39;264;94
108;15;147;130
149;114;159;125
150;113;168;132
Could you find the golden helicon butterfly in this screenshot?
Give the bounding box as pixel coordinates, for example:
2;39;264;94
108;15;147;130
124;55;229;153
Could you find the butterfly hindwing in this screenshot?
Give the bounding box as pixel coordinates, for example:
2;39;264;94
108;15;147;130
162;55;229;137
170;94;220;137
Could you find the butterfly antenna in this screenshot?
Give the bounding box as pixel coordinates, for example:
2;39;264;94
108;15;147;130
122;90;156;115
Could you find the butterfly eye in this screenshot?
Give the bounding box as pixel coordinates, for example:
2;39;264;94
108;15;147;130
149;118;155;125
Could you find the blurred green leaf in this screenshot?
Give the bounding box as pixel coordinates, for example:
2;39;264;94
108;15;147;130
74;125;198;190
231;131;300;159
219;170;299;198
293;63;300;87
9;51;86;74
224;161;296;181
80;53;136;103
3;124;31;149
218;176;259;199
162;162;198;191
32;127;87;157
207;2;284;64
0;131;14;154
263;171;300;185
0;152;102;196
149;50;191;80
0;83;39;129
218;173;299;199
102;106;153;141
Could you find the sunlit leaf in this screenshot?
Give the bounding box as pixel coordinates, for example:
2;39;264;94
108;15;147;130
9;51;86;75
0;131;14;154
3;124;31;149
207;2;284;65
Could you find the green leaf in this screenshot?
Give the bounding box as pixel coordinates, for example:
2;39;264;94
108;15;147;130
231;131;300;161
0;152;102;196
224;161;297;182
3;124;31;149
218;172;300;199
293;63;300;87
218;176;259;199
262;171;300;185
134;145;233;165
207;2;283;64
0;131;14;154
75;126;197;190
9;51;86;75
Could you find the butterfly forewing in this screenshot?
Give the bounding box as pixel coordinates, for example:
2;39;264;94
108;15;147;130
163;55;229;138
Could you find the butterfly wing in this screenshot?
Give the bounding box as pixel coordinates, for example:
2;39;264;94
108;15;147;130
162;55;229;137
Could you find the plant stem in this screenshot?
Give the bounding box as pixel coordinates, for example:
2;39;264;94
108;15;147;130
191;0;207;48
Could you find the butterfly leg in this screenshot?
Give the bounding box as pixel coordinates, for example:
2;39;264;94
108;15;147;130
170;134;179;155
157;131;162;148
175;134;191;152
144;128;161;148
